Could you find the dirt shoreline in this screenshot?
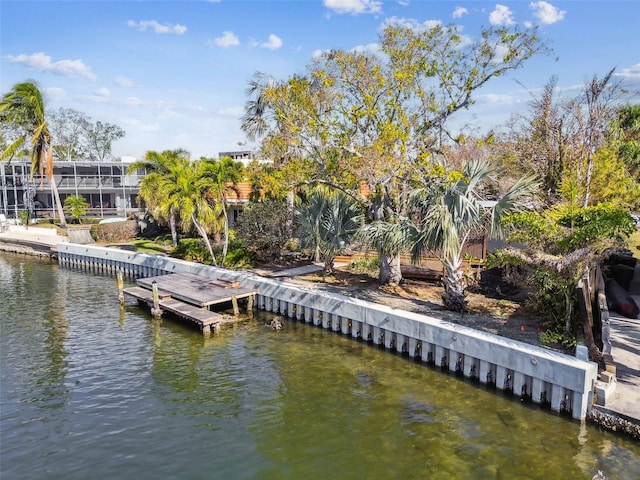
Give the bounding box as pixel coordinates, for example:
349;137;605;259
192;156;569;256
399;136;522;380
266;264;563;352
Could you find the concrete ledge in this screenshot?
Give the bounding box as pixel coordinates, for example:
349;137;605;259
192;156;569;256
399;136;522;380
595;379;617;406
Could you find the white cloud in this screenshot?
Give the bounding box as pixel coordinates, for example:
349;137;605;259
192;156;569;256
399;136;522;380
492;44;511;64
312;49;330;59
113;76;137;88
479;92;522;106
489;4;515;26
381;16;442;32
452;6;468;19
529;1;566;25
127;20;187;34
351;43;381;55
212;31;240;47
5;52;97;80
44;87;67;102
258;34;283;50
323;0;382;15
94;87;111;97
122;118;160;132
615;63;640;82
124;97;144;107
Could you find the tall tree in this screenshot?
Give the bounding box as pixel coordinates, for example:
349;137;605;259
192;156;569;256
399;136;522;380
242;21;546;284
0;80;67;226
505;76;566;202
84;120;125;162
49;107;90;161
198;155;244;266
141;158;220;265
129;149;190;247
580;68;618;207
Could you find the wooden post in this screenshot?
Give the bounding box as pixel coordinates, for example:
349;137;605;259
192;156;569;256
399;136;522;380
247;294;254;313
117;269;124;304
151;280;162;317
231;295;239;316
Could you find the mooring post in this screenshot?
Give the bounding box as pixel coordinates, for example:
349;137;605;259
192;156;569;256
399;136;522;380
151;280;162;317
247;294;254;313
117;269;125;305
231;295;239;316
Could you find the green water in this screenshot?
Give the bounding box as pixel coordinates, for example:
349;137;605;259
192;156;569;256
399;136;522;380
1;252;638;479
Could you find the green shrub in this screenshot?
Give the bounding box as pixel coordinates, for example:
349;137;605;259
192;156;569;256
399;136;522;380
91;220;138;243
539;329;577;351
349;256;380;275
224;241;256;268
171;238;212;264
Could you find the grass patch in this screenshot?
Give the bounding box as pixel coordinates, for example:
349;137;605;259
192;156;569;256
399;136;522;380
130;239;173;255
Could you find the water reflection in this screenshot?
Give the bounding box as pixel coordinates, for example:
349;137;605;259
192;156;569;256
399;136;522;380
1;252;639;480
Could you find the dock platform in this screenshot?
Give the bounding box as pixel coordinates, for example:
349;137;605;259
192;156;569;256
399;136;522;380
123;272;256;334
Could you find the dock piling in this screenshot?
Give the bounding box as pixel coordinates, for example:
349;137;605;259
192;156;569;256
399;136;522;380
117;269;124;304
151;281;162;317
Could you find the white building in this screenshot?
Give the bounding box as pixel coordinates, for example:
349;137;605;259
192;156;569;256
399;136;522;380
0;159;145;220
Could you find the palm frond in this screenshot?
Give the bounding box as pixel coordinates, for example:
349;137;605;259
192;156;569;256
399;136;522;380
490;174;540;238
0;136;25;161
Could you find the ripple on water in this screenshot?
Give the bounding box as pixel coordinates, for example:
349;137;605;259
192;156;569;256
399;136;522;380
1;254;640;480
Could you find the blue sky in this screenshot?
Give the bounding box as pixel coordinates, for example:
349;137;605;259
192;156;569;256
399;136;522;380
1;0;639;160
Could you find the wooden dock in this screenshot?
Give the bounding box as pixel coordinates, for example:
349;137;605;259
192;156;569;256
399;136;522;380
123;272;256;334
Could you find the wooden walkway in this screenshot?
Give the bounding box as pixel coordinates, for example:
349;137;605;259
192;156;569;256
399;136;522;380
123;272;256;334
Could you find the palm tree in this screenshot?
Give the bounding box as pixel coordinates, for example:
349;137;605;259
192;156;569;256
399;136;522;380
63;195;89;223
296;188;363;274
128;149;190;247
0;80;67;226
198;156;244;266
409;160;539;311
356;216;411;285
152;159;224;266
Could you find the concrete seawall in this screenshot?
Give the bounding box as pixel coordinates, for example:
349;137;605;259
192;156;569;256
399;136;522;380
57;242;598;421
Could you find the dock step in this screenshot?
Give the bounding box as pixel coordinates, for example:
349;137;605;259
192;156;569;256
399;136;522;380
123;286;224;331
124;286;171;302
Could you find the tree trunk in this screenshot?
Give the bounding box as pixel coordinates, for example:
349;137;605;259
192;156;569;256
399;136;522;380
169;207;178;247
323;255;334;275
442;257;467;312
221;206;229;267
50;178;67;228
379;253;402;285
192;214;217;266
582;148;594;208
564;290;573;333
286;190;295;239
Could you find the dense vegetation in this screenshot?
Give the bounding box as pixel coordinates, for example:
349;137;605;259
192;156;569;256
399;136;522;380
2;21;638;357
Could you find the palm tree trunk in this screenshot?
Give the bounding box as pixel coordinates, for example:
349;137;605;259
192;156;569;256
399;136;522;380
191;214;217;266
221;206;229;267
286;190;295;239
379;253;402;285
50;178;67;228
323;255;334;275
442;257;467;312
169;207;178;247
